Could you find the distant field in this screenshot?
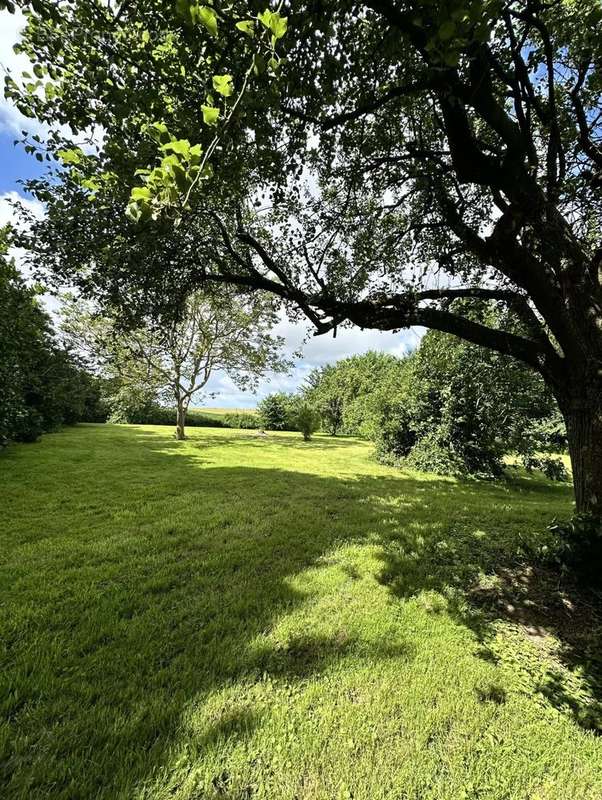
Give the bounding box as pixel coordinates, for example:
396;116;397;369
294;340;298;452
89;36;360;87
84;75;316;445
2;424;601;800
192;406;257;419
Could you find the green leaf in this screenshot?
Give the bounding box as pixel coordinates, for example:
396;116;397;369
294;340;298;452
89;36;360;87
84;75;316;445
257;10;272;29
438;21;456;40
198;6;218;37
131;186;152;201
126;199;151;223
141;29;150;44
57;147;83;165
269;12;287;40
235;20;255;38
189;143;203;164
258;10;287;40
81;177;101;191
33;64;44;78
162;156;189;190
160;139;191;157
201;104;220;125
212;74;234;97
443;51;460;67
175;0;190;20
147;121;172;144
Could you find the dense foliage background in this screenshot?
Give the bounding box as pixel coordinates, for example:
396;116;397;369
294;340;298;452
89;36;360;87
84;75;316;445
0;227;105;445
258;316;566;478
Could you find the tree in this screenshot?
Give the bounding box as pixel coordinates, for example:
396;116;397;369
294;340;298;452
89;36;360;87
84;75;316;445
8;2;602;521
61;289;290;439
305;352;409;438
376;314;567;478
257;391;306;432
304;365;345;436
293;400;319;441
0;226;103;444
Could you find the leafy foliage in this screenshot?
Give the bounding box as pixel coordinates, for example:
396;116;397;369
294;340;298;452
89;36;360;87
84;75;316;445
257;392;295;431
304;352;409;438
547;514;602;590
222;411;260;429
0;227;102;445
7;0;602;514
377;323;565;478
304;326;565;479
61;288;289;438
291;400;319;441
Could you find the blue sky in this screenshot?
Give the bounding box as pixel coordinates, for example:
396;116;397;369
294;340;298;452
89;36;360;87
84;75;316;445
0;8;421;408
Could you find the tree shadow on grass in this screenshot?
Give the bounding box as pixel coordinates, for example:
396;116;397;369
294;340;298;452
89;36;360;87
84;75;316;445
375;507;602;734
2;423;598;800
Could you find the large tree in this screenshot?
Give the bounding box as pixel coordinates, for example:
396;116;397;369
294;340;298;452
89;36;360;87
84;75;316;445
6;1;602;518
61;289;289;439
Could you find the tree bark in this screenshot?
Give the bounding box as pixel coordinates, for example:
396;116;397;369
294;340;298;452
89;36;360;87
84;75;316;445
561;385;602;519
175;399;187;441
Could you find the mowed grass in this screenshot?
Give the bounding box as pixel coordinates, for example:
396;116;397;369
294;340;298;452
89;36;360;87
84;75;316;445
1;424;601;800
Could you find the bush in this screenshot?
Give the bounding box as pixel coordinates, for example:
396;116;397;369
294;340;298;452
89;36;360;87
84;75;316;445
258;393;299;431
372;309;565;478
222;412;260;429
293;402;319;441
522;455;568;482
373;401;416;464
0;232;104;445
546;514;602;590
405;430;471;476
11;408;45;444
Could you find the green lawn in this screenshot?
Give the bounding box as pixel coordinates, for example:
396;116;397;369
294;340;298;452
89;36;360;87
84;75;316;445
1;424;601;799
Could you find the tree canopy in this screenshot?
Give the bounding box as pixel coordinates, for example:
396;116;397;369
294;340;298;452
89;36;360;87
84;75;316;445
5;0;602;516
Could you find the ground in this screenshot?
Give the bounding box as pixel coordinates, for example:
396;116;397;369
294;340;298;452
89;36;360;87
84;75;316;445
1;424;601;800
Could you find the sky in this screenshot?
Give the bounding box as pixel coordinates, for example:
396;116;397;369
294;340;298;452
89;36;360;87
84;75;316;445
0;8;422;408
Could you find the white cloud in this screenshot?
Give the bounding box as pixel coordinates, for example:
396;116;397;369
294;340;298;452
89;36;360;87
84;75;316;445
0;8;45;136
0;189;43;228
0;9;104;148
0;190;59;311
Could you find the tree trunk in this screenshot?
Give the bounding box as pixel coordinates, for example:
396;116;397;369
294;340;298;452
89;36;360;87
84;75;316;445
176;400;187;441
562;390;602;519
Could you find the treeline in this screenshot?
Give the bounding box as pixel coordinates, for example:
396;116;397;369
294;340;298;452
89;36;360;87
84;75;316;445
258;326;567;479
110;403;260;430
0;229;105;446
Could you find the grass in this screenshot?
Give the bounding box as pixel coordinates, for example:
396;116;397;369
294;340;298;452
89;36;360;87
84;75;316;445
1;424;601;800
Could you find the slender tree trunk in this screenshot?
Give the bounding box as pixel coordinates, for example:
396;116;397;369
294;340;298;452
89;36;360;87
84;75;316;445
175;399;187;441
561;385;602;519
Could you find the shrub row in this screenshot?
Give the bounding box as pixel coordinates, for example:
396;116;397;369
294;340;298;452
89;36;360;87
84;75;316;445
112;403;261;430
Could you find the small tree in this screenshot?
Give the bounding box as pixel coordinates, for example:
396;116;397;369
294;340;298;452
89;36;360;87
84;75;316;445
257;392;291;431
304;365;344;436
293;401;319;442
61;289;290;440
